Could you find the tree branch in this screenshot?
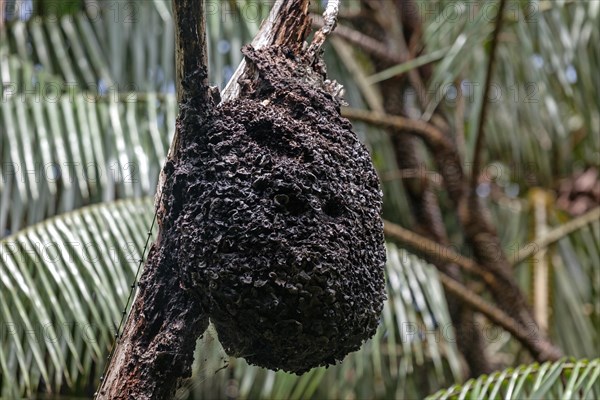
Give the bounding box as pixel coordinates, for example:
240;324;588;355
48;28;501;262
383;219;496;284
341;107;452;150
96;0;317;397
384;222;562;361
95;2;212;398
173;0;209;104
438;274;562;361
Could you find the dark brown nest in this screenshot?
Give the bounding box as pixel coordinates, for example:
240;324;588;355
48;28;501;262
170;46;386;374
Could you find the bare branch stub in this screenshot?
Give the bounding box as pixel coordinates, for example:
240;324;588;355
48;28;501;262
305;0;340;62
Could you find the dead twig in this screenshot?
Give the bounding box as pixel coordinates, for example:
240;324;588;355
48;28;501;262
306;0;340;62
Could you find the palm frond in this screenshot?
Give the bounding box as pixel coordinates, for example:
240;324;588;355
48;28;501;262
0;0;271;92
0;1;273;236
0;94;174;237
418;0;599;187
1;3;173;91
0;197;154;397
427;358;600;400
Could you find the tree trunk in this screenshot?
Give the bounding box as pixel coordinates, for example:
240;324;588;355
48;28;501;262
94;1;211;398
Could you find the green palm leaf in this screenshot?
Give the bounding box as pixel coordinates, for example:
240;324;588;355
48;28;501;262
427;358;600;400
0;0;270;92
418;0;599;186
0;197;153;397
0;94;173;236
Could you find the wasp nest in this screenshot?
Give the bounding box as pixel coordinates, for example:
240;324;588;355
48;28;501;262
174;46;386;374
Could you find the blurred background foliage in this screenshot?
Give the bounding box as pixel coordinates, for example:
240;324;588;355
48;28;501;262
0;0;598;398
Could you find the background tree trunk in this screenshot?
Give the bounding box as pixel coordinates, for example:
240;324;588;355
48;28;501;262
345;0;561;372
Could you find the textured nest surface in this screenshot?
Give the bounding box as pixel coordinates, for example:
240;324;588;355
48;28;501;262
173;46;386;374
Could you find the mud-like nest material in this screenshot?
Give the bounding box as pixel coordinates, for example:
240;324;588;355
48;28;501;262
174;46;386;374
